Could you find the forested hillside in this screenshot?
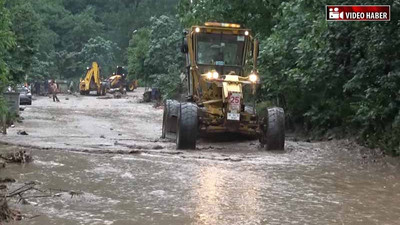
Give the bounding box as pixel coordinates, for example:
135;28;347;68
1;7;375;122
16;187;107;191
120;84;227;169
176;0;400;155
1;0;399;154
1;0;178;85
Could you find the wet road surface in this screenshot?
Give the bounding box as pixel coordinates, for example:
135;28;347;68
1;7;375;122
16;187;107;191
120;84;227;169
1;89;400;224
2;142;400;225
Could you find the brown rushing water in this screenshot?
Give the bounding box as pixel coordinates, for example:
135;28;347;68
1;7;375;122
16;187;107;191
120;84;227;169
1;142;400;225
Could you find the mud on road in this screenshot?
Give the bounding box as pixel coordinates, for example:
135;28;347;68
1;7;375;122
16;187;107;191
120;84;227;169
1;88;167;152
1;88;400;224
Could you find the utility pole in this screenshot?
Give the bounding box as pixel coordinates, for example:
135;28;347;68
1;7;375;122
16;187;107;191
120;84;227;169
2;114;6;134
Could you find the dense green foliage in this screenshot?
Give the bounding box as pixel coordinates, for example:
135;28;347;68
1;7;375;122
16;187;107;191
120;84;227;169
260;0;400;155
178;0;400;154
128;15;184;98
0;0;15;115
0;0;179;83
0;0;399;154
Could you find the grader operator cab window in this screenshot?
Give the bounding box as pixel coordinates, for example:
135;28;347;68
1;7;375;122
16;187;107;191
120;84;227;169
196;33;245;67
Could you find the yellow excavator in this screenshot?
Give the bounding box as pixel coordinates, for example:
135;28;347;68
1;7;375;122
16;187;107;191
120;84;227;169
79;62;106;95
105;66;138;93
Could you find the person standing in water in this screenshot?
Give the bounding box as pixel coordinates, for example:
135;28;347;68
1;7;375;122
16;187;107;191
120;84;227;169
50;80;60;102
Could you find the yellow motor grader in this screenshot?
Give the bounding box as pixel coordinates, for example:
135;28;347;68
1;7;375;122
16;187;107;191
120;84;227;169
162;22;285;150
79;62;106;95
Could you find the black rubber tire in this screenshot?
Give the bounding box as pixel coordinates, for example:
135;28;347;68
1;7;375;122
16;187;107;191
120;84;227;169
265;107;285;150
96;88;102;96
127;83;135;92
176;103;198;150
143;91;151;102
161;99;179;138
80;90;89;95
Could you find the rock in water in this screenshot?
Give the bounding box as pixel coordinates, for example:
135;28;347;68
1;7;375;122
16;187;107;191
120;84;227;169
17;131;28;135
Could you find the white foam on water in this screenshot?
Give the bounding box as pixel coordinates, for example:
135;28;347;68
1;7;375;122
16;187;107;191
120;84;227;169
121;172;135;179
35;160;65;167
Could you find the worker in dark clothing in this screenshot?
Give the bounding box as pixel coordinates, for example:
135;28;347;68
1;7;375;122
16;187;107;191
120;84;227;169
34;81;40;95
44;80;49;96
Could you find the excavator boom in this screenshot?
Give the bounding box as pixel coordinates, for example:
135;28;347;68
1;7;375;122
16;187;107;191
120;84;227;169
79;62;105;96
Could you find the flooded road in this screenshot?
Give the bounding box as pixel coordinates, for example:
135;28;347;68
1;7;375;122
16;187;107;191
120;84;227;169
1;89;400;224
2;142;400;225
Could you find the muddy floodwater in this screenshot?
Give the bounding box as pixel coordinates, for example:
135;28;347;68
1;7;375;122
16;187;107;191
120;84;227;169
2;142;400;225
1;89;400;224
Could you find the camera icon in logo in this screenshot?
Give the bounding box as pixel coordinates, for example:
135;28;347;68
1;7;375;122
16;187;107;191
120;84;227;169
329;7;344;19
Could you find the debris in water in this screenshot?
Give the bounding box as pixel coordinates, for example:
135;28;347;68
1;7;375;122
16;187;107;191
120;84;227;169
0;151;33;163
100;135;105;139
153;145;163;150
17;130;28;135
97;96;113;99
0;178;15;183
114;93;122;99
68;190;84;198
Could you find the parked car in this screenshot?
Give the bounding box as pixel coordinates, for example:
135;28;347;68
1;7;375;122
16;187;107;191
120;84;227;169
17;86;32;105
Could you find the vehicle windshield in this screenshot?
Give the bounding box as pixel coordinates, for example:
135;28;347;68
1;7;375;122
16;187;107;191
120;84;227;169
196;33;245;67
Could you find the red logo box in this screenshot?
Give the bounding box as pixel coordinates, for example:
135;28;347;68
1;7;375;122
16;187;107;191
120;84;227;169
326;5;390;21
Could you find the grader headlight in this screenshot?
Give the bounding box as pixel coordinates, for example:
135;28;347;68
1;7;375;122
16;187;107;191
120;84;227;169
249;73;258;83
212;71;219;79
206;72;213;79
205;71;219;80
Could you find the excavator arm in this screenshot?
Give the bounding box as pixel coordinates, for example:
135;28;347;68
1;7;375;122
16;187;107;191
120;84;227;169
79;62;105;95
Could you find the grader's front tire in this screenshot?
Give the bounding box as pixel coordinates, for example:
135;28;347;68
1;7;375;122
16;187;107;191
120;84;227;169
176;103;198;150
162;99;179;139
263;107;285;150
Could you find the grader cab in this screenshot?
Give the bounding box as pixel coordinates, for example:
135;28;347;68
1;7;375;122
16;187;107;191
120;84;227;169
162;22;285;150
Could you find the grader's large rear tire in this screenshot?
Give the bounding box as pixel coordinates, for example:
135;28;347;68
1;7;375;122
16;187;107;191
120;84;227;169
176;103;198;150
262;107;285;150
162;99;179;139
